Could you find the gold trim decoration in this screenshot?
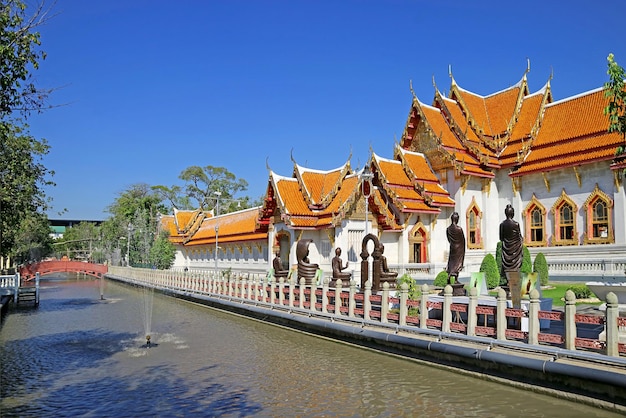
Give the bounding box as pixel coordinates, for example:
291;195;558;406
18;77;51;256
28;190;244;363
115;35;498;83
524;194;547;247
465;196;484;249
582;184;615;245
573;166;581;188
550;189;578;246
542;172;550;193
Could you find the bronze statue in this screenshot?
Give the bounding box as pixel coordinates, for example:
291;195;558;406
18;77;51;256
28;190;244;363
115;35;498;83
332;247;351;280
379;244;398;280
272;250;289;278
499;204;523;276
446;212;465;284
296;239;319;285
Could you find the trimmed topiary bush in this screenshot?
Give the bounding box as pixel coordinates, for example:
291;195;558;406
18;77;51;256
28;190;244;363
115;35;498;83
434;270;449;287
533;252;549;286
495;242;507;286
521;245;532;274
480;253;500;289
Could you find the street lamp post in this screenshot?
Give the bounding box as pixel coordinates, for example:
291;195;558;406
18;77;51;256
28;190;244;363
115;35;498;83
214;191;221;273
127;223;134;267
209;191;242;276
361;164;374;236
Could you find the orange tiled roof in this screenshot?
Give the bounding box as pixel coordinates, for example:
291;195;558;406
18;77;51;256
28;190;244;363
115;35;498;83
294;163;350;207
512;87;623;176
272;169;361;229
169;207;267;246
372;153;442;214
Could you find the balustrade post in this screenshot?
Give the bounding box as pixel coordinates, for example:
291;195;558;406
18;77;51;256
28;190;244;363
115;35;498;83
279;277;285;305
381;282;390;323
35;272;40;305
289;277;295;308
310;281;317;313
442;285;452;333
334;280;342;316
528;289;540;345
420;284;429;329
564;290;576;350
299;278;306;309
348;280;356;318
605;292;619;357
467;286;478;336
245;278;251;301
496;288;507;340
363;280;372;321
399;282;408;326
321;278;329;313
270;278;276;304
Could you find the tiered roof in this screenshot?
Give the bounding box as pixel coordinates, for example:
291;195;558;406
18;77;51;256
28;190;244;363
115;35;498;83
400;65;622;178
165;207;267;247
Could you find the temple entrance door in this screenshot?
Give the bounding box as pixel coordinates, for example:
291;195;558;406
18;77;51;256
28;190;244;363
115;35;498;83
408;221;428;263
413;243;422;263
277;233;291;270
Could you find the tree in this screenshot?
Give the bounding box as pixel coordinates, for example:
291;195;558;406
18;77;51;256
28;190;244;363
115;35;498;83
604;53;626;141
149;230;176;269
104;184;167;266
178;165;249;213
1;1;55;266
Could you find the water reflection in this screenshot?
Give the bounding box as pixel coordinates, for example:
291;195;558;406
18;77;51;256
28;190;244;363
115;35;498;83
0;275;620;417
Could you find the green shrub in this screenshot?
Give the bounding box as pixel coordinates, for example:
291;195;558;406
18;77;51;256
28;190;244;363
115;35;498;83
434;270;449;287
567;284;593;299
521;245;532;274
495;242;507;286
396;273;420;300
479;253;500;289
533;252;549;286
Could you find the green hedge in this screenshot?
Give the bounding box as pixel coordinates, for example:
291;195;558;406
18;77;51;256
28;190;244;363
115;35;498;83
434;270;449;287
533;252;549;286
479;253;500;289
567;284;593;299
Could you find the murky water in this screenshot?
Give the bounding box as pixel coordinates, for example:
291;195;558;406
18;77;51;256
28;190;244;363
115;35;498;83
0;275;619;417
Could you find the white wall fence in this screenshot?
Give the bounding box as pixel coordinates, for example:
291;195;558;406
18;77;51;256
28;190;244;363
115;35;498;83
108;266;626;358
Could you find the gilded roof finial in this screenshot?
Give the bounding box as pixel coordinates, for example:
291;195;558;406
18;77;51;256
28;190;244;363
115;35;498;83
265;156;271;172
410;79;416;100
526;57;531;75
290;148;297;165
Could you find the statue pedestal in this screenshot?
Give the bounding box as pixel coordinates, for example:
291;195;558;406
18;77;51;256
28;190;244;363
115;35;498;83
505;271;522;309
451;283;465;296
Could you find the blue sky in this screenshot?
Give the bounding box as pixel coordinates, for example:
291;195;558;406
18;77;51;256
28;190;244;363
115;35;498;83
28;0;626;220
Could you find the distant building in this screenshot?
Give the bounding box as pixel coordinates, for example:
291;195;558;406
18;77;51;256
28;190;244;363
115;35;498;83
48;219;103;240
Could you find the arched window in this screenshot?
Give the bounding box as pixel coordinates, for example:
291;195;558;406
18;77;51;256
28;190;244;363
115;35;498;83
524;195;546;247
583;184;614;244
465;197;483;249
551;189;578;246
408;220;429;263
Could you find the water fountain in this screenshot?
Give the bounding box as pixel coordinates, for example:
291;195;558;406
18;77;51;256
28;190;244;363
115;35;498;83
141;285;155;347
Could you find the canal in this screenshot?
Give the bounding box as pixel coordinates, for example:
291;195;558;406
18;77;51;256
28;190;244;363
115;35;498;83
0;275;619;417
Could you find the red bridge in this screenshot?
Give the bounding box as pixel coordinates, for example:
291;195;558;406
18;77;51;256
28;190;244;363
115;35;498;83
20;260;108;281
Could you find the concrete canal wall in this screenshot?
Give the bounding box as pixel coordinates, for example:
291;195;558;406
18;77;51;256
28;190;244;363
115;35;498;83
105;266;626;413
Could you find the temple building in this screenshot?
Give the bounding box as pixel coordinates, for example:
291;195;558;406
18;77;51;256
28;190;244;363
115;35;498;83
163;65;626;278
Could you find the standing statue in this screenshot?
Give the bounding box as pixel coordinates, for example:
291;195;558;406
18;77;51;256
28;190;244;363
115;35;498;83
499;204;523;278
332;247;351;280
272;250;289;278
446;212;465;285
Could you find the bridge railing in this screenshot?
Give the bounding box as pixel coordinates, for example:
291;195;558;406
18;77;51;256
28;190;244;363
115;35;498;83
106;266;626;359
20;260;108;280
0;274;19;296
